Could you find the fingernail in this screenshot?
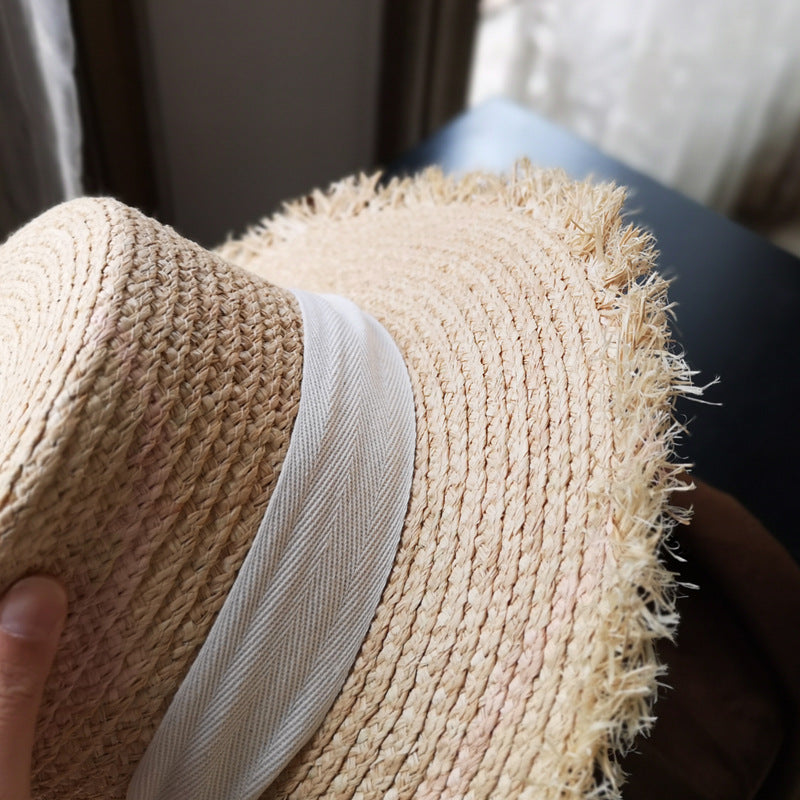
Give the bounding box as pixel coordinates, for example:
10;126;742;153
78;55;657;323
0;576;68;640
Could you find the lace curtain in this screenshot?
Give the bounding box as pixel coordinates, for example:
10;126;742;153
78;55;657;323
0;0;81;240
470;0;800;235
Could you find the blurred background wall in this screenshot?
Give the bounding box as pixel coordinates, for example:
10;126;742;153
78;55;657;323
130;0;383;244
3;0;800;254
1;0;477;245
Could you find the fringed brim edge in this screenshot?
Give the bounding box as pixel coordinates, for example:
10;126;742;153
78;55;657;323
218;161;700;798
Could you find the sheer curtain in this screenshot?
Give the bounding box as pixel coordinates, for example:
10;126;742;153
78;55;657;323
0;0;82;240
470;0;800;245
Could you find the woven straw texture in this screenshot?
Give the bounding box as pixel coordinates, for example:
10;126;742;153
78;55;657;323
0;164;693;799
0;199;304;798
215;163;694;799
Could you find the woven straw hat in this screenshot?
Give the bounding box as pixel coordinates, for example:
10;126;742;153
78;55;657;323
0;163;691;800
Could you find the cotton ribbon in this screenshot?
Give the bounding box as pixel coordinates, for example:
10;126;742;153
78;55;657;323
128;291;416;800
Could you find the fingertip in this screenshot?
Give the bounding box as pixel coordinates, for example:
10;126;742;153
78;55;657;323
0;576;67;642
0;577;67;799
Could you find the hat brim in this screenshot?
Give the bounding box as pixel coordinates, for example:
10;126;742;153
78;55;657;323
214;163;693;799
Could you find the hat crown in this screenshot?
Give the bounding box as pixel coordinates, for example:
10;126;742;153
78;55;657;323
0;198;304;796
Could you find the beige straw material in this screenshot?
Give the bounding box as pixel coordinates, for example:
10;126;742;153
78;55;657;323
0;162;695;800
0;198;304;799
217;163;695;799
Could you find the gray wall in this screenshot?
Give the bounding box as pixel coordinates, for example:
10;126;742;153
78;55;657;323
138;0;383;245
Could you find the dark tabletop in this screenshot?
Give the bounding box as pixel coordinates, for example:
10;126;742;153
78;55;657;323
389;98;800;562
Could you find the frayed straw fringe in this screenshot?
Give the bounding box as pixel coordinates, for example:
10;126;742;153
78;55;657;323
218;160;698;799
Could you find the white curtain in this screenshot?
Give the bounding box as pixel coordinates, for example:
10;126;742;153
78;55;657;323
0;0;82;239
470;0;800;227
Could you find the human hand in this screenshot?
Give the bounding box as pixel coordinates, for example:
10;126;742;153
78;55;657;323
0;576;67;800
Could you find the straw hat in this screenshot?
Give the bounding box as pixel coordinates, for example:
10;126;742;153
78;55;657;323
0;163;692;799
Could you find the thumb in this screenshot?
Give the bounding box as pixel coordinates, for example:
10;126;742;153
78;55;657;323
0;576;67;800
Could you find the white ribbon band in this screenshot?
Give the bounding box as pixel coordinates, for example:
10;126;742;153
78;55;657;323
128;291;416;800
